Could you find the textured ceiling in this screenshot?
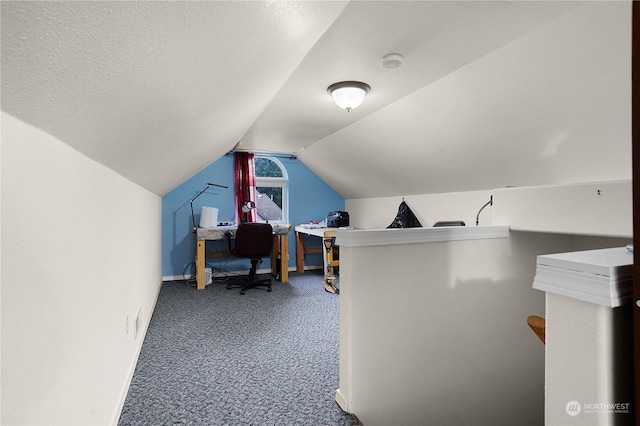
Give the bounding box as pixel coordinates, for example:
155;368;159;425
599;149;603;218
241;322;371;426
1;1;347;194
1;1;632;197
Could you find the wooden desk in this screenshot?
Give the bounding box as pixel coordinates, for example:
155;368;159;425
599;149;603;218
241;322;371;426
295;226;339;291
196;224;291;290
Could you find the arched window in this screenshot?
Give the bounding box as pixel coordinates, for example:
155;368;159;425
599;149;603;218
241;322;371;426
254;156;288;223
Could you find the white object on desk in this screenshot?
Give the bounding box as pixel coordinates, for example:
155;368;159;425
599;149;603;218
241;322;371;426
199;206;218;228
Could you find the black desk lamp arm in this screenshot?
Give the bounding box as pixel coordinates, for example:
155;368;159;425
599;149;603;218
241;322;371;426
189;183;228;233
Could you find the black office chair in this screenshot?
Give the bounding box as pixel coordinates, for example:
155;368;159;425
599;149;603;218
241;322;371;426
226;222;274;294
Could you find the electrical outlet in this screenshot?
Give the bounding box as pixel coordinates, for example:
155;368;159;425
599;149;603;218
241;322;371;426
133;307;142;340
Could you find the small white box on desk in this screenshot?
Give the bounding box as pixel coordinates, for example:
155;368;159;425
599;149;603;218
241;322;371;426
199;206;218;228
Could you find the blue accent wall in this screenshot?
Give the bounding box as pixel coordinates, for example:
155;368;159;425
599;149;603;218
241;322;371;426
162;154;344;278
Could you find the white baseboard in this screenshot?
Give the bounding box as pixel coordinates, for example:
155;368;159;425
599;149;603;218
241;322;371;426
111;280;163;425
162;274;190;281
335;388;351;413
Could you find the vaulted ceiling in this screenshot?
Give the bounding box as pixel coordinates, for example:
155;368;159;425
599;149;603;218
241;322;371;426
1;1;632;198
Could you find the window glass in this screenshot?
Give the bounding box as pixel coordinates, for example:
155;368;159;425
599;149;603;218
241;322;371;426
254;157;287;223
255;157;283;177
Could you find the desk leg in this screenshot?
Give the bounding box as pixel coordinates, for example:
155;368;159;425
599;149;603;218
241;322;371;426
322;236;331;278
272;236;278;277
296;232;305;273
269;235;289;283
323;236;338;294
280;233;289;283
196;240;205;290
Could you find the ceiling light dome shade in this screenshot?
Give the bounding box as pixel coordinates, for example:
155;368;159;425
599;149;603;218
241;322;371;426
327;81;371;112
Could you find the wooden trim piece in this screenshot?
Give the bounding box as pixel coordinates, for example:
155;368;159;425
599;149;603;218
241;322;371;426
527;315;546;345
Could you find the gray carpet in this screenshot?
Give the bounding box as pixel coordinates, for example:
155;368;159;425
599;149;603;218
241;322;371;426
118;271;362;426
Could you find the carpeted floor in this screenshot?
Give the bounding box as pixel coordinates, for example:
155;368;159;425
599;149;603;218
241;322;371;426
118;271;361;426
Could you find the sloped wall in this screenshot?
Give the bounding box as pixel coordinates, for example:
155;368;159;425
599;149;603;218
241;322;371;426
301;2;631;200
1;112;162;425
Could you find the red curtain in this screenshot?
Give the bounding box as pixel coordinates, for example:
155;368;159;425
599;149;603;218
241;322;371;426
234;152;257;222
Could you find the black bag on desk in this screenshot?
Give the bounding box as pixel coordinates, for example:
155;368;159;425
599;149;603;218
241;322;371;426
327;211;349;228
387;200;422;228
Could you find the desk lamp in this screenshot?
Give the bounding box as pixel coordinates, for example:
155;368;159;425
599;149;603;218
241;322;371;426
475;196;493;226
241;201;256;222
190;182;228;233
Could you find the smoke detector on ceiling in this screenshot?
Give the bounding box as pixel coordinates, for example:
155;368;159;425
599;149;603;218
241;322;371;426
381;53;404;69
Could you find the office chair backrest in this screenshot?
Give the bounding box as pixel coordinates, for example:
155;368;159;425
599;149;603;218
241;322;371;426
233;223;273;257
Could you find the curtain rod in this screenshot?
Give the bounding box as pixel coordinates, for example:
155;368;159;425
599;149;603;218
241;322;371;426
226;150;298;160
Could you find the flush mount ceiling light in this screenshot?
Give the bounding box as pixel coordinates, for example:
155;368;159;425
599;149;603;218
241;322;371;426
327;81;371;112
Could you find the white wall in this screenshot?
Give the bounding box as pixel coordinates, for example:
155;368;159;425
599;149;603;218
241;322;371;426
336;230;565;425
336;229;629;425
545;293;633;425
1;112;162;425
347;180;632;239
493;180;632;238
346;190;493;230
343;182;631;425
